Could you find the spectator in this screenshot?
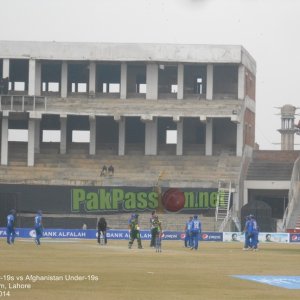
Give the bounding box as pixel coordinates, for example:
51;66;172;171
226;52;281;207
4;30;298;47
108;165;114;176
100;165;107;176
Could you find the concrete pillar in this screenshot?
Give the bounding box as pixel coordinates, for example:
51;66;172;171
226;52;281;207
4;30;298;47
28;118;35;166
120;63;127;100
35;61;42;96
236;122;243;157
205;118;213;156
146;64;158;100
176;119;183;155
238;65;245;100
34;118;41;154
28;59;36;96
1;113;9;165
89;115;96;155
60;115;67;154
144;118;158;155
206;64;213;100
61;61;68;98
89;61;96;97
177;63;184;100
116;116;126;155
2;59;10;78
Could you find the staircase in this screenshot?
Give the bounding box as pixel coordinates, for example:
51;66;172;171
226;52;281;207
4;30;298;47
282;156;300;231
215;181;232;232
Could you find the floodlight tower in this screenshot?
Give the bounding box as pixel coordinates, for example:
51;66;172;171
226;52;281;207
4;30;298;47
277;104;298;150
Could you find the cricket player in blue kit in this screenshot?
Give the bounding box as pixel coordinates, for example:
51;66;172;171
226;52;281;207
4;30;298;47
190;215;201;250
34;210;43;245
6;209;16;244
243;215;251;250
184;216;193;248
250;215;259;250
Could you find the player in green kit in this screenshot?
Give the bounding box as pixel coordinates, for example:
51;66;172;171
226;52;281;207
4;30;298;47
153;215;162;252
128;214;143;249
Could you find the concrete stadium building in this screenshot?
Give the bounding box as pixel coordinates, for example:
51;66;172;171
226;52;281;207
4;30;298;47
0;41;299;232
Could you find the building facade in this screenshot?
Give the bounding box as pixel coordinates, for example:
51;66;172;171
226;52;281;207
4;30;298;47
0;41;258;229
0;41;256;166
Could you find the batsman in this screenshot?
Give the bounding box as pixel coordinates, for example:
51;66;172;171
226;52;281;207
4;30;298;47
128;214;143;249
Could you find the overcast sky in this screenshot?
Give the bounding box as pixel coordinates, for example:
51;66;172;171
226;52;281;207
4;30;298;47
1;0;300;149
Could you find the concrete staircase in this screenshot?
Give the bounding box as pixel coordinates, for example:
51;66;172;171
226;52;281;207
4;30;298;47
246;160;294;181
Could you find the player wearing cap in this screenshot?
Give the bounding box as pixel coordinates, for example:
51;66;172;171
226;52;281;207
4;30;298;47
190;215;202;250
128;214;143;249
34;210;43;245
6;209;16;245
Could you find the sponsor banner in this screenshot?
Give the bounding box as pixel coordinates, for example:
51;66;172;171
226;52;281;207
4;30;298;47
223;232;246;242
180;232;223;242
261;232;289;243
201;232;223;242
0;228;220;241
0;228;182;240
223;232;289;243
290;233;300;243
0;184;219;215
0;228;90;239
0;228;291;243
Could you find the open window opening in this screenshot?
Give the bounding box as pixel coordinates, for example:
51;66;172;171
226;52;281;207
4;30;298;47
8;129;28;142
166;130;177;144
42;130;61;142
72;130;90;143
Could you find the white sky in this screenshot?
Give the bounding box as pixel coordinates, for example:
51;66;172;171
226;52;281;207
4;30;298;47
1;0;300;149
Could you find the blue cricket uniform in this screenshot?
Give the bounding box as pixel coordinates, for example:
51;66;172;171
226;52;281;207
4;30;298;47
190;216;202;250
6;213;16;244
244;217;251;249
34;213;43;245
251;218;259;249
184;218;193;248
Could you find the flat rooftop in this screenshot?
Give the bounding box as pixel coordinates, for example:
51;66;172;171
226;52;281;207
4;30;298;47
0;41;256;74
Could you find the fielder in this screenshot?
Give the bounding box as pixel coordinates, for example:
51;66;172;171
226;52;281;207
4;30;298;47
34;210;43;245
6;209;16;245
190;215;202;250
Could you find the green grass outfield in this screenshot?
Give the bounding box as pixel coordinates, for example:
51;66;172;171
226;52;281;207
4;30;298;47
0;239;300;300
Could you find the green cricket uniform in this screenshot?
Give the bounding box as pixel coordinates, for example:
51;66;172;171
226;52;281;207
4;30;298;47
128;216;143;249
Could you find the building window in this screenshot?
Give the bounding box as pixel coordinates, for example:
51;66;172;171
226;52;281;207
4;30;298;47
42;130;60;142
196;77;203;94
13;82;25;91
166;130;177;144
138;84;147;94
8;129;28;142
102;83;120;93
171;84;178;93
72;130;90;143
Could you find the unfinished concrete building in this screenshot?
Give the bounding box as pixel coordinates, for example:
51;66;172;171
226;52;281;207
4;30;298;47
0;41;259;230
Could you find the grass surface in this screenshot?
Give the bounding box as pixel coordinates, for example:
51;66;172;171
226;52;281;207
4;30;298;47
0;239;300;300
